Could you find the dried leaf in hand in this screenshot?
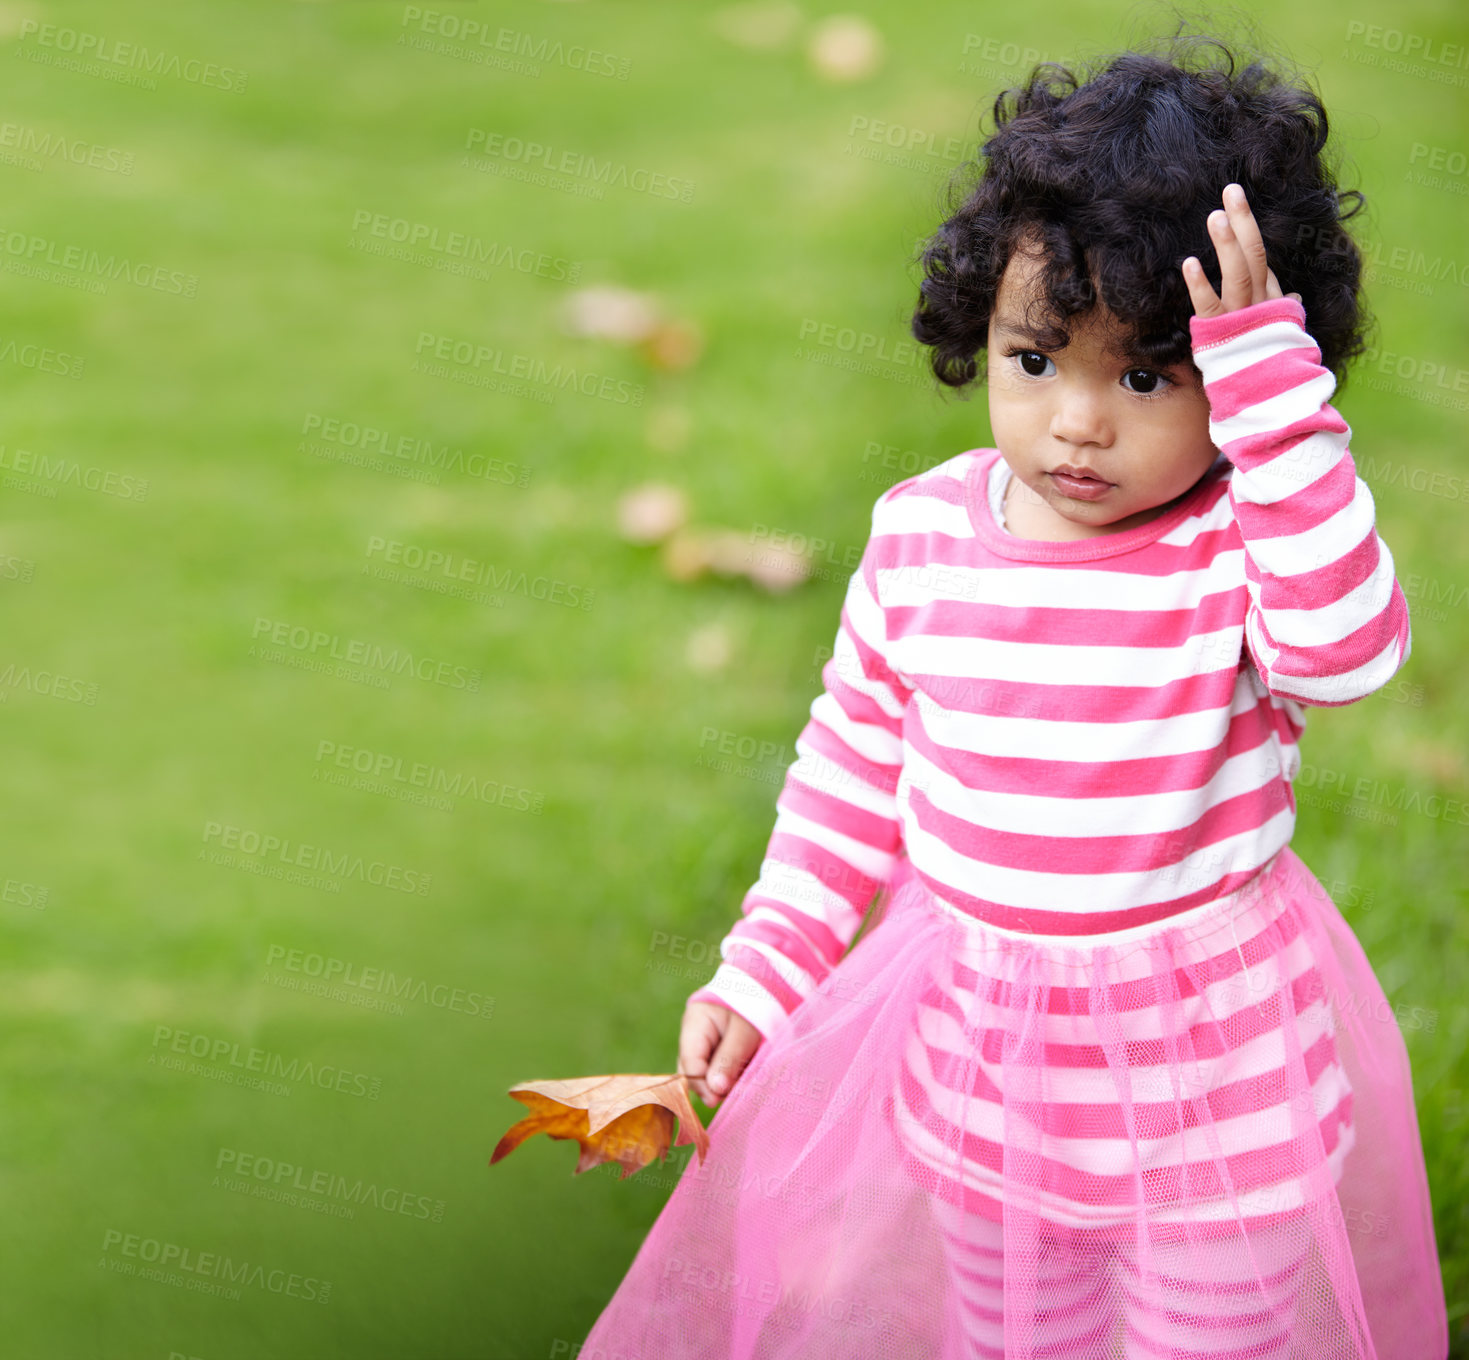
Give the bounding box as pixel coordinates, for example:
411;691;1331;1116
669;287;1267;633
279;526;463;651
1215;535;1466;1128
490;1073;711;1181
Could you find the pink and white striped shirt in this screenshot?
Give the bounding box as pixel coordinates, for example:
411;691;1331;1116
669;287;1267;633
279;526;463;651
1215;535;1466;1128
691;297;1412;1042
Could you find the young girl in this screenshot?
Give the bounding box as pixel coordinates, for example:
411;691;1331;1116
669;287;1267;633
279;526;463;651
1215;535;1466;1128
581;30;1449;1360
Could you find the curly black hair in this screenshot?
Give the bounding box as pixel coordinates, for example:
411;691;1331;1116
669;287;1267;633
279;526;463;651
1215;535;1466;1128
910;21;1373;395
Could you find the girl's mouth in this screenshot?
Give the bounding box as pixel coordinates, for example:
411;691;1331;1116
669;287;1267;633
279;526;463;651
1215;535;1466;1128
1049;470;1114;501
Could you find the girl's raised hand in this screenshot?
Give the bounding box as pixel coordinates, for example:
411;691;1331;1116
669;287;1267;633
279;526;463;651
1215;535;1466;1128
1181;183;1302;318
679;1000;763;1108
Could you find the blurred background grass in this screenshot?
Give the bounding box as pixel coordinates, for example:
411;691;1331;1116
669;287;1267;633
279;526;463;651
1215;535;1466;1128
0;1;1463;1356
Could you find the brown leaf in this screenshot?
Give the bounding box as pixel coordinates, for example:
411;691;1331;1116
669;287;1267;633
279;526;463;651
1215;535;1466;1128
710;2;802;52
490;1073;711;1181
743;540;810;592
640;318;705;371
559;286;662;344
701;529;811;592
807;14;884;82
616;481;689;544
660;528;714;582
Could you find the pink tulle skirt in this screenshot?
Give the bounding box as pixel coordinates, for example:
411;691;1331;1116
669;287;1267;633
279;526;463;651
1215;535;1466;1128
582;847;1447;1359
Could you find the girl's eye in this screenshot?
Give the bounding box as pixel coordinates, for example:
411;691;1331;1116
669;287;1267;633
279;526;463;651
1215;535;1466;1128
1122;368;1171;396
1004;350;1174;396
1012;350;1054;378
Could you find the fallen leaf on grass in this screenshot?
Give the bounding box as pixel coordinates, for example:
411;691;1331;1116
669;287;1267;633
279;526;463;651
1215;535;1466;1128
559;286;662;344
491;1073;711;1180
660;527;714;581
640;318;705;371
711;1;803;51
686;620;734;673
616;482;688;544
808;14;884;82
707;530;810;592
561;287;706;374
658;525;812;591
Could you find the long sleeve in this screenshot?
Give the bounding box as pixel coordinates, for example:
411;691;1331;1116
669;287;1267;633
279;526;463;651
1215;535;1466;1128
689;493;914;1041
1189;296;1411;707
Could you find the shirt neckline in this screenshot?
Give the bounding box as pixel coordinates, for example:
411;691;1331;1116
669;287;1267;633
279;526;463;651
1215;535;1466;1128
963;448;1226;562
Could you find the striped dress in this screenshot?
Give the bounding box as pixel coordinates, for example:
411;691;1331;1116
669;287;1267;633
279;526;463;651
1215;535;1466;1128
691;295;1409;1031
687;297;1412;1237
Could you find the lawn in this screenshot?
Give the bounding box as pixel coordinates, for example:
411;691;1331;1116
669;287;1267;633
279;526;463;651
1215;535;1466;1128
0;2;1464;1356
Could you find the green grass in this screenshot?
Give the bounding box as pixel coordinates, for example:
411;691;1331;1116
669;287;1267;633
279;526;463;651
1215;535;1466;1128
0;2;1465;1355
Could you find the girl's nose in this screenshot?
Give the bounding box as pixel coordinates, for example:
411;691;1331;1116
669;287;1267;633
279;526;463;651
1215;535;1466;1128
1048;386;1113;447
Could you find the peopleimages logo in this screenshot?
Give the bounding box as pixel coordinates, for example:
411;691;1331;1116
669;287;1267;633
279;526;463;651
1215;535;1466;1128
411;330;644;406
299;411;529;487
0;223;197;296
0;336;84;378
349;210;581;282
149;1024;384;1100
201;820;433;896
398;9;632;80
364;536;594;611
0;441;149;500
249;615;482;692
15;20;248;92
215;1147;446;1222
0;660;98;705
0;121;135;175
461;129;695;204
99;1228;329;1303
264;943;496;1019
313;738;545;814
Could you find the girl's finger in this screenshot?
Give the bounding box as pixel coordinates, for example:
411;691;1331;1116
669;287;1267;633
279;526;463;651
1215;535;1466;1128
707;1024;760;1095
1223;183;1271;304
676;1057;709;1105
1208;209;1251;313
677;1014;719;1104
1181;256;1223;318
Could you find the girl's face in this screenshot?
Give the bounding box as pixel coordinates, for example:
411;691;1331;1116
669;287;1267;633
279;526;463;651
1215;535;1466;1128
986;238;1219;541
